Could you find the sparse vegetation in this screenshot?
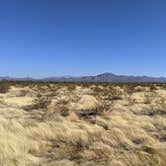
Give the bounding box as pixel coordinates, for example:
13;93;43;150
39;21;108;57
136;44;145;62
33;93;52;109
0;81;165;165
0;82;10;93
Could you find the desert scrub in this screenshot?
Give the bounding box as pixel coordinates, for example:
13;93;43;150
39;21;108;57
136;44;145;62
23;93;52;111
0;83;10;93
67;83;76;91
45;105;70;120
71;95;111;124
144;91;156;104
33;93;52;109
107;86;123;100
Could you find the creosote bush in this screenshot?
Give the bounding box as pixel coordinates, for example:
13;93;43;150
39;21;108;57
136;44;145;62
33;93;52;109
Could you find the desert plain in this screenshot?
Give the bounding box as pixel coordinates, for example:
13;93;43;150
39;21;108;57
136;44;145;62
0;82;165;166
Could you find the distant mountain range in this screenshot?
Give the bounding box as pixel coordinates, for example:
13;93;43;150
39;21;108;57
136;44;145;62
1;73;166;83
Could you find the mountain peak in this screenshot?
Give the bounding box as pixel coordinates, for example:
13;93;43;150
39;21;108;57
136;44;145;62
96;72;115;77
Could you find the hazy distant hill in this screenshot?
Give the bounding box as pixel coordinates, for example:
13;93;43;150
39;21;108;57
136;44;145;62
43;73;166;83
1;73;166;82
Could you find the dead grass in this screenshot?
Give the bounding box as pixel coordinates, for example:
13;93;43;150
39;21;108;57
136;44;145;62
0;82;165;165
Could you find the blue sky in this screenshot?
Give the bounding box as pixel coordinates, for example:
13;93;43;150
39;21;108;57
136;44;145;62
0;0;165;78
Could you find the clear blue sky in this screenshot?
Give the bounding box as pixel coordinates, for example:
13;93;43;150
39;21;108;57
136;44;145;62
0;0;165;78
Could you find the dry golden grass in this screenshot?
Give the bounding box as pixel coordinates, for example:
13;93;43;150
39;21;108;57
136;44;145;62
0;82;165;165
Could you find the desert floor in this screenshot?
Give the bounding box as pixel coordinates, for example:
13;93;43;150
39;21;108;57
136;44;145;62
0;82;165;166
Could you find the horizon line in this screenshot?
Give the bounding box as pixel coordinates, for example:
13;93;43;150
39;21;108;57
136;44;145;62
0;72;166;79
